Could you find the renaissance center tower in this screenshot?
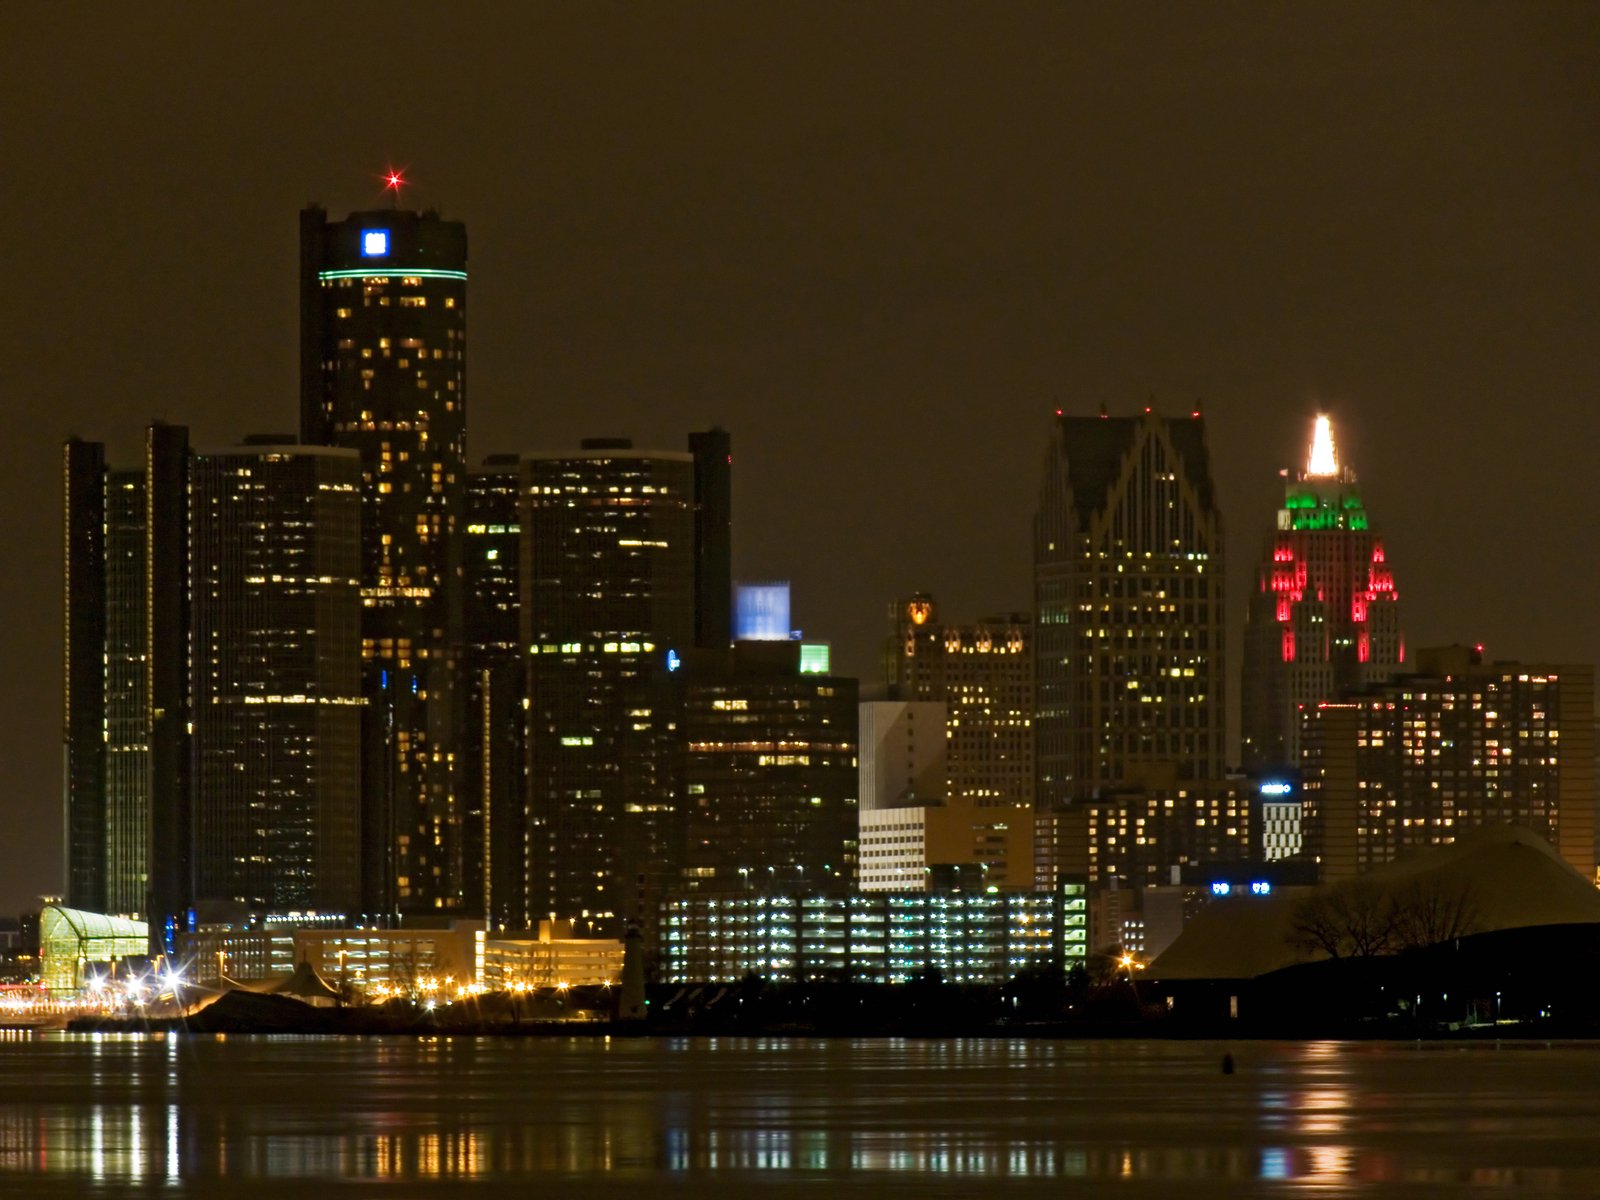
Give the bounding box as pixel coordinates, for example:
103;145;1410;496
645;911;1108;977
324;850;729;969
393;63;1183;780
300;204;468;915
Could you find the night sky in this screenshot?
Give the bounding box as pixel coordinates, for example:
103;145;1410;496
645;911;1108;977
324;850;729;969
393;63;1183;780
5;5;1597;914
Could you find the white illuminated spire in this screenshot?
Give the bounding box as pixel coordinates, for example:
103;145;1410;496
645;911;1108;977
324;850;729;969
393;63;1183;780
1306;414;1338;477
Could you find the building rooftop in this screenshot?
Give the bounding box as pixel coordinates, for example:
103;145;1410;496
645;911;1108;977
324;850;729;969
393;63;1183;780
1149;825;1600;981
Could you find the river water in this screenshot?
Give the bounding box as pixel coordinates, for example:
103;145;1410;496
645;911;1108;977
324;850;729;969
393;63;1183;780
3;1031;1599;1196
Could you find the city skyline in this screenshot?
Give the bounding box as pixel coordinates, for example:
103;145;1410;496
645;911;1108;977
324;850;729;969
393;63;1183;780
7;6;1599;912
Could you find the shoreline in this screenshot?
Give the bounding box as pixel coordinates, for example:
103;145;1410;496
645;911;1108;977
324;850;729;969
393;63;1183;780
61;1011;1595;1042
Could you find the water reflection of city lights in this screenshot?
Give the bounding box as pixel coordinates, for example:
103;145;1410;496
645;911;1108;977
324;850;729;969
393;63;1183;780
3;1037;1600;1191
1306;1144;1356;1182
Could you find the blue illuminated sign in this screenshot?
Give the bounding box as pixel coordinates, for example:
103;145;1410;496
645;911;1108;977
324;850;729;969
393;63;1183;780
666;649;681;672
1259;780;1294;797
361;229;390;257
1212;880;1272;897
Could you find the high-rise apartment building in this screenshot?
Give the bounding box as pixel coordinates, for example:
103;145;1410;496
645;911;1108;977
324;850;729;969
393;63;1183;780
1242;415;1404;772
300;204;469;915
520;438;709;934
1301;645;1596;881
677;640;859;895
1033;410;1226;810
886;595;1032;808
188;441;363;913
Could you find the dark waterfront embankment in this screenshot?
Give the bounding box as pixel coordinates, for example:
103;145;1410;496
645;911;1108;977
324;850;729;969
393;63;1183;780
66;948;1600;1040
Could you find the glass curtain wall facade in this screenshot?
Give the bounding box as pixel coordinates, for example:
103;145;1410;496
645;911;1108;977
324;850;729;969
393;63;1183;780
189;444;362;912
521;443;696;935
1034;411;1225;809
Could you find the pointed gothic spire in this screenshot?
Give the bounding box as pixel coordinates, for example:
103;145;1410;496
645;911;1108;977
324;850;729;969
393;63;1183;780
1306;414;1338;477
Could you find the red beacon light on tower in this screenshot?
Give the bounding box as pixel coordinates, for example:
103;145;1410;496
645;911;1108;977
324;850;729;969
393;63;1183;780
376;164;410;208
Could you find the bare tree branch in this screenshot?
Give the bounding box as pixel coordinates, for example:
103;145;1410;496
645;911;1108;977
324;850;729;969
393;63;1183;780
1288;874;1477;959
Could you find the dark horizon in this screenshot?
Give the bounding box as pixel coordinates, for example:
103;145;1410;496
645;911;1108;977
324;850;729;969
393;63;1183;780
6;5;1598;912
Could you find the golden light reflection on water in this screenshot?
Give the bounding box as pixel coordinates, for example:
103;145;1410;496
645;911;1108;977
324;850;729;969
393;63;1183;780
1;1034;1598;1191
1254;1042;1356;1189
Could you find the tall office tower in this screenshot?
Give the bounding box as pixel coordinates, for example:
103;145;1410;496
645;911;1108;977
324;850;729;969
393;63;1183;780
1033;409;1225;812
62;439;107;913
144;423;193;949
461;456;523;927
62;439;169;921
677;641;859;895
188;441;363;913
1241;415;1404;772
886;594;1033;808
104;468;150;916
1301;645;1597;882
521;439;699;935
300;204;469;915
688;427;732;649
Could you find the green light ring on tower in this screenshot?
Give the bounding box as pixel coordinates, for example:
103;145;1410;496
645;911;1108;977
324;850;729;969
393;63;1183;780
317;268;468;282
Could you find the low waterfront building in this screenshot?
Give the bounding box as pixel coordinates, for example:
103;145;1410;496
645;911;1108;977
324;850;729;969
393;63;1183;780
482;920;624;989
40;904;148;996
660;890;1074;984
291;922;485;997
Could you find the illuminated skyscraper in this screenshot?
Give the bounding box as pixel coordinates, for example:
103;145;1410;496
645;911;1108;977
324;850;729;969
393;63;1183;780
677;640;859;895
1241;415;1403;772
62;428;187;934
300;204;468;915
104;468;149;917
1033;409;1225;810
520;439;699;935
188;441;363;913
886;594;1033;809
1301;646;1595;880
869;596;1034;893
